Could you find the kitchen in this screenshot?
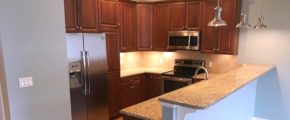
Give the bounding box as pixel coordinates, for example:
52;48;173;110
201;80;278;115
0;0;289;120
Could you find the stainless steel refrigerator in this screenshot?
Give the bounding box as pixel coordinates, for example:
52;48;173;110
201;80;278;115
66;33;109;120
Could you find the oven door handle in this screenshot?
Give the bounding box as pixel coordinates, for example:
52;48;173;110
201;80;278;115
188;34;191;47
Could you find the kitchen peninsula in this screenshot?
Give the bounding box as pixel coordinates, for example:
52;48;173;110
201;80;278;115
120;64;274;120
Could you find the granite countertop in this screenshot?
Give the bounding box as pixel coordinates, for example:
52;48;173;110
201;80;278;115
120;64;274;120
121;68;171;78
120;97;162;120
159;64;274;109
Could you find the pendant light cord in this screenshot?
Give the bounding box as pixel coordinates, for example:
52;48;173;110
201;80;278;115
260;0;263;16
243;0;246;13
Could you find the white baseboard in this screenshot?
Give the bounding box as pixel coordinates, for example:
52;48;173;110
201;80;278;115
252;117;268;120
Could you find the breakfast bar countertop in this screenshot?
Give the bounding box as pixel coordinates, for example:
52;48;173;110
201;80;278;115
120;64;274;120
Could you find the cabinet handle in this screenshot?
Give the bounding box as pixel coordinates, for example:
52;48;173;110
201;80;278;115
79;26;82;29
130;85;138;89
216;48;220;51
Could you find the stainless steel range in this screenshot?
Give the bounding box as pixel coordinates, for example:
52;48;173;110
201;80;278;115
161;59;208;93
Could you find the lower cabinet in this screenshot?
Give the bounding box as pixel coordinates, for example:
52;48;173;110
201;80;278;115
107;71;121;118
143;73;162;100
120;75;143;108
120;73;162;109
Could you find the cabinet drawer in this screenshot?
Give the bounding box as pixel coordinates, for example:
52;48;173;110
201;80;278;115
122;75;141;84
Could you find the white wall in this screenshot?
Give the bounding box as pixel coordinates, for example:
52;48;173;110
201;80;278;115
0;0;71;120
238;0;290;119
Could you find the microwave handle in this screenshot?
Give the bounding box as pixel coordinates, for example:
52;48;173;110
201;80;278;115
188;34;191;46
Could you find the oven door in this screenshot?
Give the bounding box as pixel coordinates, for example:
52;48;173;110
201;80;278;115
162;76;192;93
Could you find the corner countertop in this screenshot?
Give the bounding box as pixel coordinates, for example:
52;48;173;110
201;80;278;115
121;68;171;78
120;64;274;120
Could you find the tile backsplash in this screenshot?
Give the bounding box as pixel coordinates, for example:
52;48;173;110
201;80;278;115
120;51;240;74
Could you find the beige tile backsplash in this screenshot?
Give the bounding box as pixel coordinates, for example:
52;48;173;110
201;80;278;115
120;51;240;74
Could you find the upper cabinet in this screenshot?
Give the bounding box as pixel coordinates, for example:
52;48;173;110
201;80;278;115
153;4;170;51
170;1;203;31
136;4;153;51
201;0;241;55
120;3;137;52
64;0;98;32
99;0;121;31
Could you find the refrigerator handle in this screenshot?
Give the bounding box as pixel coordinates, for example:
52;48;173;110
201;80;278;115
81;51;88;96
86;51;91;95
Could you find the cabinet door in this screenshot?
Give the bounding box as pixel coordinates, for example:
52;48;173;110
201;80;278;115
201;0;218;53
153;4;170;51
121;3;137;52
217;0;239;54
143;74;162;100
78;0;98;32
136;5;153;51
186;1;203;30
121;76;142;109
64;0;78;32
105;32;120;72
107;71;120;117
99;0;121;31
170;2;186;31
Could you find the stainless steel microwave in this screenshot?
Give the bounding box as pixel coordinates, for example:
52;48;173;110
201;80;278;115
167;31;200;50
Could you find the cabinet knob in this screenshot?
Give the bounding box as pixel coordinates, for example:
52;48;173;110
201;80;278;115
79;26;82;29
216;48;220;51
118;23;121;26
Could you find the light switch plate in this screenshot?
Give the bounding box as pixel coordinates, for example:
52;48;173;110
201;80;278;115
19;77;33;88
209;61;213;68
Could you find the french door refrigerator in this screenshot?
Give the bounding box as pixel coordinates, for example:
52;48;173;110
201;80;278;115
66;33;109;120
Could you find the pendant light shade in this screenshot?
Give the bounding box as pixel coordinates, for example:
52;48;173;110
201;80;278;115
254;16;267;29
208;0;227;27
254;0;268;29
236;12;251;28
236;0;251;28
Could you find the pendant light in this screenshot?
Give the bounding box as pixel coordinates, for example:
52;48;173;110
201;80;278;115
208;0;227;27
236;0;251;28
254;0;267;29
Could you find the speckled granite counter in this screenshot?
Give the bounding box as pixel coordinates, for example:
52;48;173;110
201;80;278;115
121;68;171;78
120;64;274;120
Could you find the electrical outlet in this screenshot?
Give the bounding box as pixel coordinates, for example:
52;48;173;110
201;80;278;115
19;77;33;88
209;61;213;68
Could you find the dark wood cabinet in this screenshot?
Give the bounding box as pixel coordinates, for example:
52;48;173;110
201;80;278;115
170;2;186;31
64;0;98;32
121;3;137;52
201;0;241;55
99;0;121;31
153;4;170;51
105;31;120;72
136;4;153;51
120;75;143;109
105;32;121;118
143;74;162;100
186;1;203;30
107;71;121;117
64;0;78;32
170;1;203;31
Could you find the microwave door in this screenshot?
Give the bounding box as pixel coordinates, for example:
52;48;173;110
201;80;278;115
168;36;191;50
